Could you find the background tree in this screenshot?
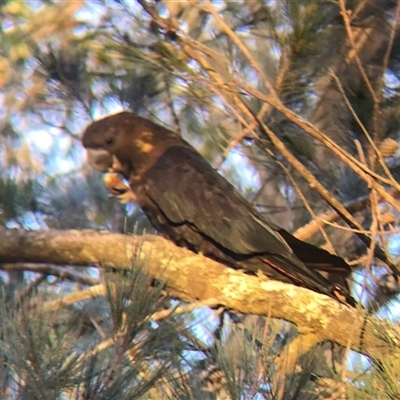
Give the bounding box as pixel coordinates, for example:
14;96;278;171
1;0;400;398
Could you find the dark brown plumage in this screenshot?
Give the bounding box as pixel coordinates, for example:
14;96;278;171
82;111;355;306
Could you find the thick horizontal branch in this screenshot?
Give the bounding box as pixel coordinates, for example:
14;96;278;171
0;228;398;363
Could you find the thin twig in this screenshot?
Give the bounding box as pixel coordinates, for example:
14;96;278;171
0;264;99;286
330;70;399;188
338;0;379;104
200;0;279;100
251;111;399;273
237;83;400;206
275;157;336;254
294;187;400;241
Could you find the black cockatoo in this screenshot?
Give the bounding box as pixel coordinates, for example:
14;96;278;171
82;112;355;306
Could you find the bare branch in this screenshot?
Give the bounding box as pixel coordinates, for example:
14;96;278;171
0;263;99;286
0;227;398;365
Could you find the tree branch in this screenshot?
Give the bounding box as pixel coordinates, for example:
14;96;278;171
0;263;100;286
0;228;397;364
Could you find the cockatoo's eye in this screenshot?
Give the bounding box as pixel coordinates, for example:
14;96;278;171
104;136;114;146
